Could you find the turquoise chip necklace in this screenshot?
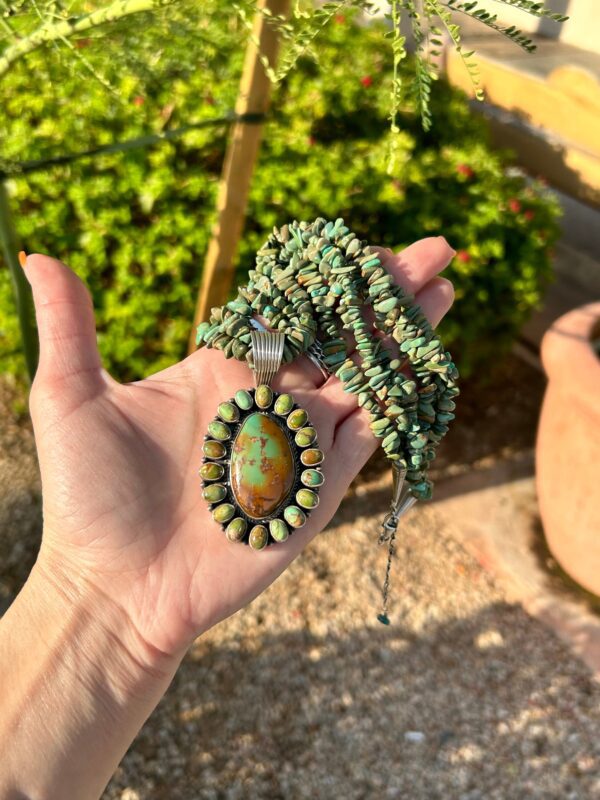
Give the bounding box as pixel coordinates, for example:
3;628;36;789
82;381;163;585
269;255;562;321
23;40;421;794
196;217;459;622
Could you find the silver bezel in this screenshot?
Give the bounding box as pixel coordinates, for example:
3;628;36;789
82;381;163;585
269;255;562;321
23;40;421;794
201;387;324;547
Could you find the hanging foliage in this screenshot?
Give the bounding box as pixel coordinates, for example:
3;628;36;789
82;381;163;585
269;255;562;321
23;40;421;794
1;1;569;136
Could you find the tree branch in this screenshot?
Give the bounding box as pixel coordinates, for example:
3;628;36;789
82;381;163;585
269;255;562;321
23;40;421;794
0;0;179;78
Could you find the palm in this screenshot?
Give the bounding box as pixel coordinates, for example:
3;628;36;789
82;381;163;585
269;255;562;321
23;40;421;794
25;237;455;657
35;347;373;654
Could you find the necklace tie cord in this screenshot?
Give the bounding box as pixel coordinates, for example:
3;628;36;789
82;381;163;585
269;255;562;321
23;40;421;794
196;217;459;504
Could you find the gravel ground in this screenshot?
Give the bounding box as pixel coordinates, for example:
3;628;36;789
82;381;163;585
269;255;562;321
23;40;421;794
1;363;599;800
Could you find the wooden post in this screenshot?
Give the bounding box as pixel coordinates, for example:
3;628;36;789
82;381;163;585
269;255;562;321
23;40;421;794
188;0;290;352
0;180;39;381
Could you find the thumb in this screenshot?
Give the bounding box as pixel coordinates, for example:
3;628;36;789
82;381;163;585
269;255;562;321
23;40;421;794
21;252;103;386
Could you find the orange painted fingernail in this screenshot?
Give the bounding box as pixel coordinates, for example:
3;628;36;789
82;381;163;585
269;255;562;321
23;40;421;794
18;250;27;268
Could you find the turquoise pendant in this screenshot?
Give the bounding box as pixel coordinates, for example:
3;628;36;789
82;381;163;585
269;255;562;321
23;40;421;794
201;386;324;549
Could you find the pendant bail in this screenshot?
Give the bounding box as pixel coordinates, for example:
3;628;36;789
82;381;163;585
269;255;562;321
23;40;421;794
250;318;330;382
250;329;285;388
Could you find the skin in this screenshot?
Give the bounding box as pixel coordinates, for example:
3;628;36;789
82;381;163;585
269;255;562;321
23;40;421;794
0;237;455;799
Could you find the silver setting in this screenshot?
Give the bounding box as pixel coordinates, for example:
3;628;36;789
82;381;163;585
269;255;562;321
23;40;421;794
250;330;284;388
249;317;330;382
201;387;325;547
305;339;330;382
379;464;418;543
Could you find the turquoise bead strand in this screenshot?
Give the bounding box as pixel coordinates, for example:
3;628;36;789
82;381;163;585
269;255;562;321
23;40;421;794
196;217;459;501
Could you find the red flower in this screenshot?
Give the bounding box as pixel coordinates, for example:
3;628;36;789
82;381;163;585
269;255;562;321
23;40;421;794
456;163;474;179
508;198;521;213
335;14;345;24
360;75;373;88
456;250;471;263
133;95;145;107
524;209;535;221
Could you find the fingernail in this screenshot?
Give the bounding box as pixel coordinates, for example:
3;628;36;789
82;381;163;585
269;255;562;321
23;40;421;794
18;250;27;268
438;236;456;257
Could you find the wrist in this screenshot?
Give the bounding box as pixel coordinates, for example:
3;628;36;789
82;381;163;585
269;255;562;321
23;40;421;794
0;550;181;799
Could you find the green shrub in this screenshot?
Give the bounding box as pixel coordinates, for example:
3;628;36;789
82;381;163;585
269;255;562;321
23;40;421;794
0;9;560;381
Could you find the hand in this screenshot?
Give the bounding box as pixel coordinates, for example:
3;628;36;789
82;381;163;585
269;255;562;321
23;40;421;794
24;237;455;663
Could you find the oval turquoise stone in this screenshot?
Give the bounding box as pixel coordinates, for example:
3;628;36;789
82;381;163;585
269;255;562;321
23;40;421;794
301;469;324;488
218;402;239;423
270;519;289;542
230;413;294;519
283;505;306;528
226;517;247;543
296;488;319;509
200;463;224;481
255;385;273;409
288;408;308;430
213;503;234;524
274;393;294;416
208;420;231;441
203;483;227;503
249;525;268;550
301;448;324;466
235;390;253;410
203;440;226;460
295;426;316;447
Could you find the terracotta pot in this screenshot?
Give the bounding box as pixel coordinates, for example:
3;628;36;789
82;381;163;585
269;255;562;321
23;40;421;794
537;302;600;595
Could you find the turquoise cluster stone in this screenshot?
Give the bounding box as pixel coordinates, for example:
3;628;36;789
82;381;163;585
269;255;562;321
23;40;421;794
230;412;294;519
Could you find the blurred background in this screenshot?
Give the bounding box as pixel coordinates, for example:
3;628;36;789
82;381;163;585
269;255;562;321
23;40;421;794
0;1;599;797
